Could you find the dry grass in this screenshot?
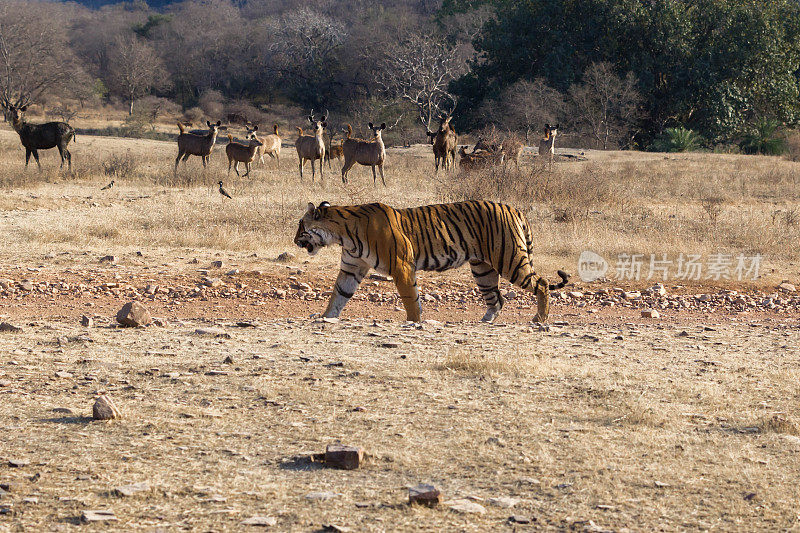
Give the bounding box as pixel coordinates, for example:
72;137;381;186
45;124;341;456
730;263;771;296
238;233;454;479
1;126;799;284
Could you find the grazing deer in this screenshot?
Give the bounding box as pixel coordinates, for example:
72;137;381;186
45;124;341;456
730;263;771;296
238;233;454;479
248;124;281;166
459;145;504;171
295;110;327;182
225;133;263;177
324;130;344;169
175;120;225;173
7;105;76;171
341;122;387;185
538;123;559;166
425;116;457;173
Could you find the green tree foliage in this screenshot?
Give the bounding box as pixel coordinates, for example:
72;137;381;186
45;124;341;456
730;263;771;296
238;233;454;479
740;118;787;155
452;0;800;143
651;127;704;152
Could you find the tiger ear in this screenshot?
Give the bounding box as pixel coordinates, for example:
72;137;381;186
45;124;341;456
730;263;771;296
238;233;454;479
318;201;330;208
306;202;315;215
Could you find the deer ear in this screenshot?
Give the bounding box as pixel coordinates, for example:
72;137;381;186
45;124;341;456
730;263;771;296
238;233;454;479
381;123;386;130
322;122;327;129
19;105;27;112
216;120;221;126
253;125;258;131
368;122;373;129
207;120;212;127
544;123;549;129
555;124;560;129
308;116;314;123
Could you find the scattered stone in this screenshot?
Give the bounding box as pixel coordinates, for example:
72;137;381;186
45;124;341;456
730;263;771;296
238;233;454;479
226;269;240;276
276;252;296;263
93;395;122;420
8;459;29;468
211;260;224;268
778;282;796;293
80;315;94;327
54;371;73;379
380;342;400;349
305;491;339;501
195;327;230;339
488;496;519;508
241;516;277;526
0;482;16;492
446;499;487;514
641;309;660;318
203;277;224;288
324;445;364;470
321;525;351;533
22;497;37;504
509;515;532;524
654;481;670;488
650;283;667;296
408;484;441;507
116;301;151;327
0;322;22;333
113;482;150;497
223;355;234;364
19;280;33;291
52;408;73;415
99;255;118;264
81;510;117;523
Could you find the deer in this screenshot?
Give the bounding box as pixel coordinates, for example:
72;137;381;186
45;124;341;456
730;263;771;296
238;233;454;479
175;120;225;173
295;110;327;182
425;116;457;173
341;122;387;185
6;104;76;171
538;123;559;166
248;124;281;166
225;131;263;177
475;136;522;170
324;129;344;169
459;145;504;171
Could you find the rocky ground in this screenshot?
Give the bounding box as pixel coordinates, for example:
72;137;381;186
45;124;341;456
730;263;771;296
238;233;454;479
0;255;799;531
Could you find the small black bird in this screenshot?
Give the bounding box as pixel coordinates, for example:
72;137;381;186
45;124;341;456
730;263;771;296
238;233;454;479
218;180;232;199
100;180;114;190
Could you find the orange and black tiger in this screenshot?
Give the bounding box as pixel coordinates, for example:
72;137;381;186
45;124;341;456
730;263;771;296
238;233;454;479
294;201;569;323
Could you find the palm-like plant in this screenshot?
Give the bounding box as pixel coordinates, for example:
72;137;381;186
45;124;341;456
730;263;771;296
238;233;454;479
740;119;787;155
651;127;703;152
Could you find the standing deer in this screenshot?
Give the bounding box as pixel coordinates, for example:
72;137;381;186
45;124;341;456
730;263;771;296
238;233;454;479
295;110;327;182
225;132;263;177
248;124;281;166
175;120;225;173
341;122;387;185
7;105;75;171
538;124;559;166
425;116;457;173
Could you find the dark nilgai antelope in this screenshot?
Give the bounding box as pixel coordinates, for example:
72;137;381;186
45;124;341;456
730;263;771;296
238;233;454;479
7;105;76;171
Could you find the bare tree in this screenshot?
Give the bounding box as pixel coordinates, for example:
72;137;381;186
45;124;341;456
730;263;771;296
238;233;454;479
0;1;85;112
374;33;467;130
107;35;169;115
568;62;642;149
496;79;565;142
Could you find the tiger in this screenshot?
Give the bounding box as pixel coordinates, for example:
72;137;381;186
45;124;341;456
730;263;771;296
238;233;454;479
294;200;569;323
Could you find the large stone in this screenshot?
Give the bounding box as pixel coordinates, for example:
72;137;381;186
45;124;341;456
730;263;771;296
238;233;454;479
93;395;122;420
779;282;796;293
641;309;660;318
325;445;364;470
241;516;277;526
113;482;150;497
116;301;151;327
409;484;441;507
0;322;22;333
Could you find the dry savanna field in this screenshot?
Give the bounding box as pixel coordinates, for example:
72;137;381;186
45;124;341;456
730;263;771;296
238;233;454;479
0;120;799;531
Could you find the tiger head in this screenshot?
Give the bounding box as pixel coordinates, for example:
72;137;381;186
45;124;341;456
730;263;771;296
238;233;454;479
294;201;337;256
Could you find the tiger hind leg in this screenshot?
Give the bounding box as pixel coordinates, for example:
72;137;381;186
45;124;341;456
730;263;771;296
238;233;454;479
503;259;550;323
470;261;505;322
